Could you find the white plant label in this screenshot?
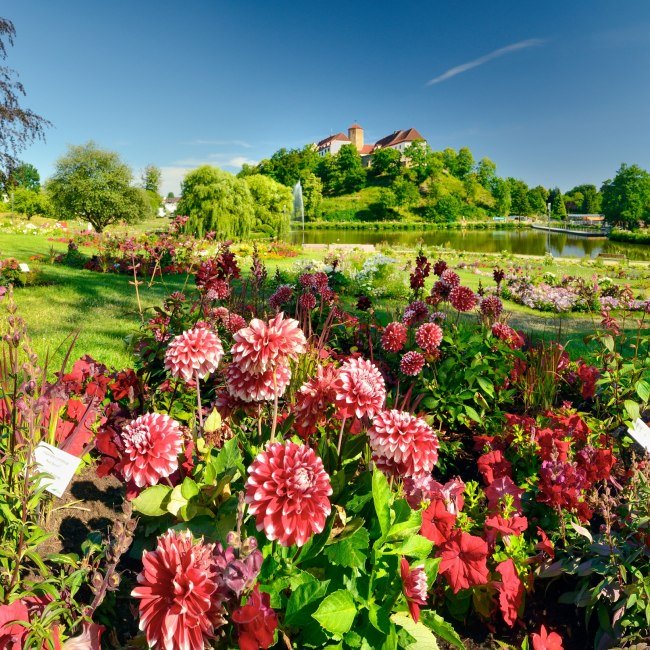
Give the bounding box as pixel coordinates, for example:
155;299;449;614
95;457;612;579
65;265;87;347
628;418;650;453
18;263;30;273
33;442;82;497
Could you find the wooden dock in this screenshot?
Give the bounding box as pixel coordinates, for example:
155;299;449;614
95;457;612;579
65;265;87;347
531;224;608;238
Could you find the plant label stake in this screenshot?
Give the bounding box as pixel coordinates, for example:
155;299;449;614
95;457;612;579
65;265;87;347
33;442;82;498
628;418;650;453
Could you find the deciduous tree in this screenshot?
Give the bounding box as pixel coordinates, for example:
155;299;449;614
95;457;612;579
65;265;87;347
601;163;650;229
47;142;149;232
244;174;292;238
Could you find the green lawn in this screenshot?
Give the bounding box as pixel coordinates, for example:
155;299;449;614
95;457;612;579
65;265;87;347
0;214;647;369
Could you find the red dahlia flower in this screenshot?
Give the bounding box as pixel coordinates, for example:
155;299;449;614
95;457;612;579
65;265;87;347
491;322;525;349
232;586;278;650
294;365;339;438
438;530;489;593
268;284;293;310
400;351;425;376
479;295;503;319
440;269;460;288
415;322;443;353
164;327;224;382
132;530;226;650
226;363;291;403
299;292;317;310
334;357;386;420
231;313;306;375
400;558;428;623
245;441;332;547
381;321;408;353
118;413;182;488
449;286;478;312
368;409;439;478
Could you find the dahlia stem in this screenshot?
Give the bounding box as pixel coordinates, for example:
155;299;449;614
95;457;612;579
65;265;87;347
270;369;279;443
195;371;204;433
336;417;347;460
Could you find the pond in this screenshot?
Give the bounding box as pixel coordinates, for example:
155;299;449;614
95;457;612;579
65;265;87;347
289;228;650;261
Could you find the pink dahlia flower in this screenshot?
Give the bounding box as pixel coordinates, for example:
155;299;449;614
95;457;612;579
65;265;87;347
415;322;443;353
226;362;291;403
400;351;425;376
245;441;332;547
480;295;503;319
381;322;408;353
164;327;224;382
299;292;317;310
334;357;386;420
294;365;339;438
231;313;306;375
400;558;428;623
440;269;460;288
119;413;182;488
132;530;226;650
449;286;478;312
369;409;439;477
269;284;294;310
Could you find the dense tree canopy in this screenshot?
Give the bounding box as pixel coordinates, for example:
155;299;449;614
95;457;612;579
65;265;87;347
601;164;650;229
550;188;567;220
565;183;601;214
370;147;402;181
0;18;51;182
11;186;48;218
178;165;254;239
244;174;292;238
47;142;149;232
4;161;40;191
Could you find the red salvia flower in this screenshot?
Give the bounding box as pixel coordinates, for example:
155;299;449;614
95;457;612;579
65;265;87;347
400;558;428;623
495;559;524;627
438;530;489;593
245;441;332;547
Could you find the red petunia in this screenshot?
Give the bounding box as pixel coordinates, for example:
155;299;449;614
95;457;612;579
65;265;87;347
531;624;564;650
438;530;489;593
485;476;524;514
535;527;555;559
495;559;524;627
477;450;512;485
421;498;457;546
484;514;528;547
232;586;278;650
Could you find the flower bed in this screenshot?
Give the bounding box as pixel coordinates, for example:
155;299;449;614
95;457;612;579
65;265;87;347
0;250;649;649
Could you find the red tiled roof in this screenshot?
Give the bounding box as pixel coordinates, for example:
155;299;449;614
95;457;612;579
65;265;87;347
359;144;374;154
316;132;350;148
374;128;425;148
348;123;363;130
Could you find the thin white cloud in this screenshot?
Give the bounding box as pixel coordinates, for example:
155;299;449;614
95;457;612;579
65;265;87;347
426;38;545;86
227;155;257;168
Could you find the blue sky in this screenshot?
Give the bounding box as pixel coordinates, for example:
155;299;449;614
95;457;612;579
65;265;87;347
4;1;650;195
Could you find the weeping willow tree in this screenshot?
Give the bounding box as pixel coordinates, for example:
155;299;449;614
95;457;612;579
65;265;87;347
177;165;254;239
244;174;292;239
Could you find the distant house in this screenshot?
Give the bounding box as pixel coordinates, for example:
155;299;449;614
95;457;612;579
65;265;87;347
315;123;426;164
160;197;180;217
567;214;605;226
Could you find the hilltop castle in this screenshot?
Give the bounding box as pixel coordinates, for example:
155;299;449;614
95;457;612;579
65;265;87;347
315;123;426;162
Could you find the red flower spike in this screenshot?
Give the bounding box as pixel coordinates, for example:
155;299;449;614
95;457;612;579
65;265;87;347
232;586;278;650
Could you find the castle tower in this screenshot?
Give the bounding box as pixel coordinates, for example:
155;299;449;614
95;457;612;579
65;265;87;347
348;123;364;151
